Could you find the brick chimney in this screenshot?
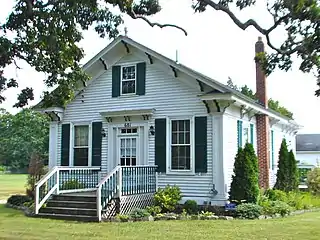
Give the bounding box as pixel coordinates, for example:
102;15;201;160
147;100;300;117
255;37;270;189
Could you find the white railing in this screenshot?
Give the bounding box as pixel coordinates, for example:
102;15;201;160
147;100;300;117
97;166;121;221
96;165;157;221
35;166;101;214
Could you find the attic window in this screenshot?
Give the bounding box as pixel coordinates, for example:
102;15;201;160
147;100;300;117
121;65;136;94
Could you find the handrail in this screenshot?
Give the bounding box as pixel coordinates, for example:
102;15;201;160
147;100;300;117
35;166;102;214
35;166;58;187
97;166;121;188
35;167;59;214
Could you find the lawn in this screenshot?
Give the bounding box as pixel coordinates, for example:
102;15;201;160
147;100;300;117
0;174;27;200
0;205;320;240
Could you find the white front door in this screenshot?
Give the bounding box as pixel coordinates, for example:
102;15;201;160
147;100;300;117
118;127;139;166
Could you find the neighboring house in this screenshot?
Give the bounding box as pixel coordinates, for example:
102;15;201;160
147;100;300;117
34;36;301;221
296;134;320;166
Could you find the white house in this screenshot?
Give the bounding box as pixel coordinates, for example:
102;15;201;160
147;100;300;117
34;36;301;221
296;134;320;166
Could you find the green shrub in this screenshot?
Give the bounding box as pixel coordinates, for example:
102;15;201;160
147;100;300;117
260;199;292;216
229;143;259;204
154;185;182;212
129;208;150;220
26;153;47;199
199;211;215;220
61;179;85;190
271;200;292;216
236;203;262;219
115;214;130;222
307;167;320;195
264;189;288;202
0;165;6;172
146;206;162;216
7;195;31;206
183;200;198;214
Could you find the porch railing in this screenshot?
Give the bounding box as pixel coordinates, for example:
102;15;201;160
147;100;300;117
96;165;157;221
35;166;101;214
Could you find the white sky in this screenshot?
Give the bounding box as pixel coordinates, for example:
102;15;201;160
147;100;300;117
0;0;319;133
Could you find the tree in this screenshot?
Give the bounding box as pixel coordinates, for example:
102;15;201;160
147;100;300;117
229;143;259;204
227;79;293;119
274;138;290;191
288;149;299;191
1;1;319;108
193;1;320;96
0;108;50;171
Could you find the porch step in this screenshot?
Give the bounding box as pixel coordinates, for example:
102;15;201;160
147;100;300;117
39;207;97;216
51;194;96;203
47;200;96;209
38;193;98;222
37;213;98;222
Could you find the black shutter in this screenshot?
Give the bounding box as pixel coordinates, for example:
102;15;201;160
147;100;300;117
112;65;121;97
61;124;70;166
92;122;102;167
155;118;166;173
195;116;207;173
136;62;146;95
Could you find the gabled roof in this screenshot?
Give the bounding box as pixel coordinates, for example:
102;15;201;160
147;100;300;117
296;134;320;152
35;35;301;128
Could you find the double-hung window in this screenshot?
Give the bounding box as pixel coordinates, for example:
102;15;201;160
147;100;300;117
121;65;136;94
171;120;191;170
74;125;89;166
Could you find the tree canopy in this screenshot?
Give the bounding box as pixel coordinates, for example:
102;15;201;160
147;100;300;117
227;78;294;119
0;0;319;108
0;108;50;171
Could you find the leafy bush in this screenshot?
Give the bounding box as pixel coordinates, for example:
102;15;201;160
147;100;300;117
307;167;320;195
229;143;259;204
271;200;292;217
7;195;31;206
129;208;150;221
199;211;215;220
236;203;262;219
26;153;47;199
260;199;292;216
264;189;288;202
154;185;182;212
0;165;6;172
61;180;85;190
115;214;130;222
146;206;161;216
183;200;198;214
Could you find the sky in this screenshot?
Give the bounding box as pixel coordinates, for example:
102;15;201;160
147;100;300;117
0;0;319;133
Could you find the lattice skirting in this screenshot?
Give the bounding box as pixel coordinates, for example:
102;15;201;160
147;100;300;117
102;198;119;220
120;193;154;215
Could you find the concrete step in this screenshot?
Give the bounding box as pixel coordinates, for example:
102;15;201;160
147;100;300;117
51;194;96;203
47;200;96;209
40;207;97;216
37;213;98;222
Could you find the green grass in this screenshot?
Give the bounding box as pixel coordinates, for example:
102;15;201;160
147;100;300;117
0;174;27;200
0;205;320;240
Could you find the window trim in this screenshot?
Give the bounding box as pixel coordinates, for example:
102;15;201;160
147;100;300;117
120;64;136;95
166;116;195;175
69;122;92;167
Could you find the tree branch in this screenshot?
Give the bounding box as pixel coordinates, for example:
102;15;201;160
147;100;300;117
129;10;188;36
198;0;301;55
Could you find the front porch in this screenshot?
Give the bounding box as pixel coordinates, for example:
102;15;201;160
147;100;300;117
35;165;157;221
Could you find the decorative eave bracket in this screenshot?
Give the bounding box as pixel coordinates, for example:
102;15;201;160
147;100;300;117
99;57;108;70
270;118;280;127
41;107;64;122
121;40;130;53
213;99;235;114
101;109;154;123
145;52;153;64
170;66;178;78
